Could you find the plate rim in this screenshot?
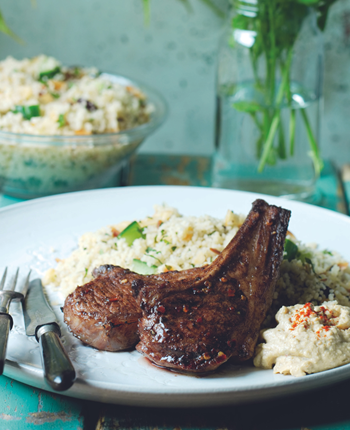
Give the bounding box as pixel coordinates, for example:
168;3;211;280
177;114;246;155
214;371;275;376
2;185;350;407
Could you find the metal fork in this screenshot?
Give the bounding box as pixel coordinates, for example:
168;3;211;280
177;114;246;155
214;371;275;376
0;268;31;375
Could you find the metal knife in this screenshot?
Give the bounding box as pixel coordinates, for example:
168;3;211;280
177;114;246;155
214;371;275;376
23;278;76;391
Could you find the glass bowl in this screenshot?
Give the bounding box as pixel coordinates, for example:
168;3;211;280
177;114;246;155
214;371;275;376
0;73;167;199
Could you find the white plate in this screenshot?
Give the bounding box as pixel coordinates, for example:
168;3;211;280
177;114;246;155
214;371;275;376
2;186;350;407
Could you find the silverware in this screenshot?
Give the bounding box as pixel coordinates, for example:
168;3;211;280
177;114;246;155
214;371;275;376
0;268;31;375
23;278;76;392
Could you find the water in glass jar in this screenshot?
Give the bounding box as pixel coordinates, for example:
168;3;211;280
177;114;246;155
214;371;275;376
212;81;320;200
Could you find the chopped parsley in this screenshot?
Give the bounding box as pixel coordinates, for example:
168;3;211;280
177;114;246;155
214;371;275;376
50;92;60;99
146;254;162;265
284;239;316;272
39;66;61;81
146;247;160;254
12;105;40;120
284;239;298;261
73;67;81;76
57;114;66;128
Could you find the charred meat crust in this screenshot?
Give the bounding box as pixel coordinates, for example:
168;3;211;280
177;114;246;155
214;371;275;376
63;264;206;352
63;266;142;351
135;199;291;373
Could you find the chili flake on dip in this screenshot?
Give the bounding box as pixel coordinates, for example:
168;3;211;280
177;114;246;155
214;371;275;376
254;301;350;376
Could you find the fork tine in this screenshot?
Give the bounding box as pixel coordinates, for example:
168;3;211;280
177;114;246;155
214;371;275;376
20;270;32;297
7;268;19;292
0;268;7;291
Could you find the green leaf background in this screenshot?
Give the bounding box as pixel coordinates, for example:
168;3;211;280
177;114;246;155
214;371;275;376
0;9;23;44
142;0;336;31
0;0;337;45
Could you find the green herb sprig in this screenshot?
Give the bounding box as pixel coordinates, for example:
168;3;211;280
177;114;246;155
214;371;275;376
0;10;23;44
0;1;35;44
229;0;336;175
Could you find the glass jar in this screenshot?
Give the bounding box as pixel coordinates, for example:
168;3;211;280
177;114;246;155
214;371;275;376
212;0;323;200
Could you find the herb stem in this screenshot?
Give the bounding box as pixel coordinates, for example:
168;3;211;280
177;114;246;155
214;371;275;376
258;112;280;172
258;48;293;172
289;109;296;156
250;112;263;132
267;2;276;108
300;108;324;176
142;0;150;25
198;0;225;18
278;120;286;159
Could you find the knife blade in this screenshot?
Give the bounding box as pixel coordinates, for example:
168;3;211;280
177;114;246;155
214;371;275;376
23;278;76;391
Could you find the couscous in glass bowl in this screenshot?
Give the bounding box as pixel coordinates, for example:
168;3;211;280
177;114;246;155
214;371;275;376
0;74;167;199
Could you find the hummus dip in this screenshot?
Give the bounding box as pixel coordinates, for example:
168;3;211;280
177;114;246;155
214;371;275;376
254;301;350;376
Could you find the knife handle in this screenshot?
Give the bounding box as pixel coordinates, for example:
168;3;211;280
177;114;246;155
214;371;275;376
37;324;76;392
0;314;12;375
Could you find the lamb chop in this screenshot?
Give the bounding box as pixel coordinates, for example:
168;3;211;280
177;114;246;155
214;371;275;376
63;264;142;351
135;199;291;373
63;264;203;351
63;199;290;369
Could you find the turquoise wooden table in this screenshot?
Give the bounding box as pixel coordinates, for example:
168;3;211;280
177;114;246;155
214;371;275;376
0;154;350;430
